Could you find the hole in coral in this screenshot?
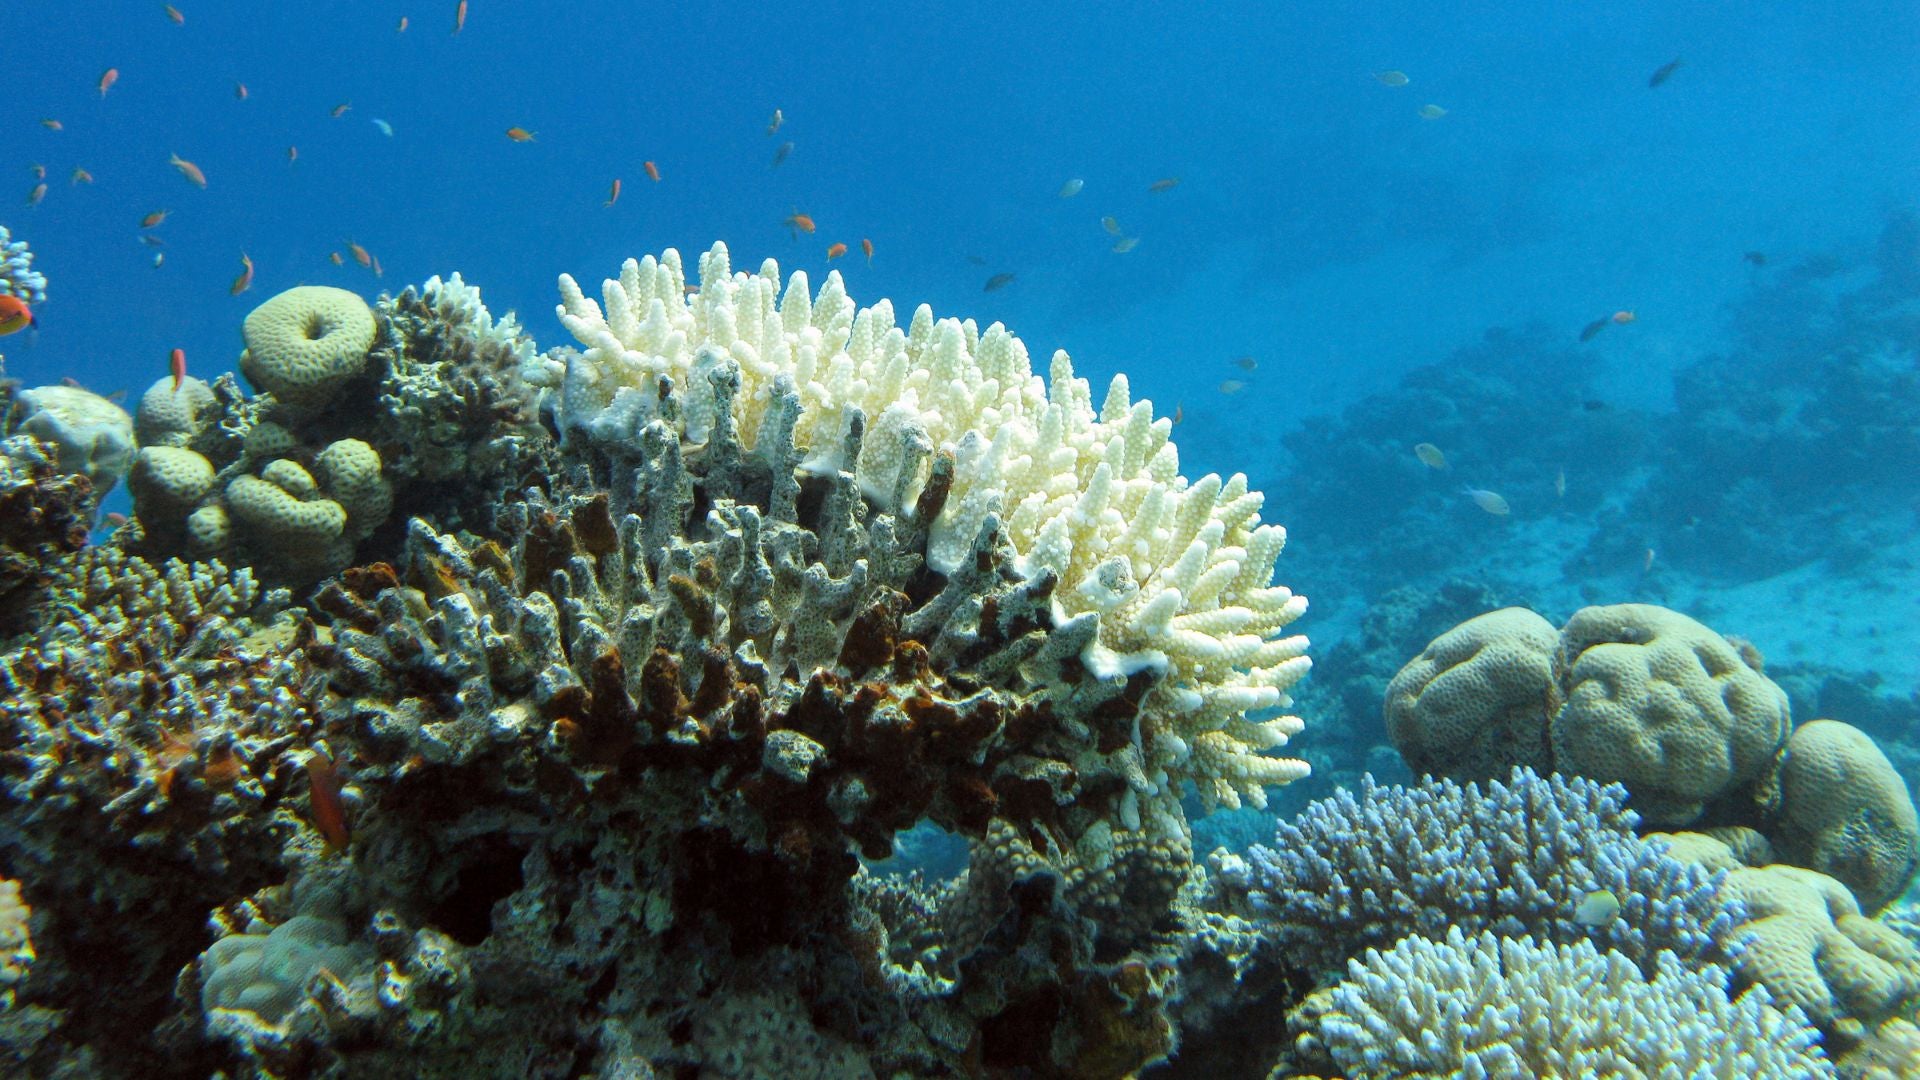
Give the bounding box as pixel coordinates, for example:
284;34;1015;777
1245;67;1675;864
860;820;969;882
302;314;327;340
425;835;527;946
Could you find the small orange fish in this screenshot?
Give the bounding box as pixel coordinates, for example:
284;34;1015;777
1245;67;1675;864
605;177;621;206
644;160;661;182
826;242;847;260
785;211;816;235
453;0;467;34
397;15;409;32
1172;403;1184;426
40;119;62;131
70;167;93;185
1611;310;1636;324
1148;177;1180;192
329;251;344;265
104;511;129;527
330;103;351;118
305;751;351;853
861;237;873;265
170;347;187;390
0;296;35;336
234;81;248;101
168;152;206;188
287;145;298;164
26;183;46;206
99;68;119;97
505;126;535;142
164;4;184;24
348;241;372;267
230;252;254;295
141;209;169;228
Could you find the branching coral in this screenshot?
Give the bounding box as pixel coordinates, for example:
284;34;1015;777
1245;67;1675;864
1298;927;1832;1079
540;243;1311;811
1229;767;1737;982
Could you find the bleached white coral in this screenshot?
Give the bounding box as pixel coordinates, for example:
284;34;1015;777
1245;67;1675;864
542;243;1310;810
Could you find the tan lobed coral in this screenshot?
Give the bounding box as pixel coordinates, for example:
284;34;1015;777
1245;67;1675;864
1382;606;1557;781
1662;834;1920;1028
1771;719;1920;912
540;243;1311;811
239;285;378;407
1552;603;1792;826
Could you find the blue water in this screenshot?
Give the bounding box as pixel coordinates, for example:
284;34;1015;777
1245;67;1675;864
7;1;1912;441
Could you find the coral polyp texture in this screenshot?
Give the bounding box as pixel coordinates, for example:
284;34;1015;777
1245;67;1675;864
0;225;46;304
543;243;1311;811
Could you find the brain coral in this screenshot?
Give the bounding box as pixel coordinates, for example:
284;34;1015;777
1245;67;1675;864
1302;927;1832;1079
538;243;1311;811
239;285;377;407
1771;719;1920;911
1383;605;1557;781
1551;603;1791;826
1715;858;1920;1027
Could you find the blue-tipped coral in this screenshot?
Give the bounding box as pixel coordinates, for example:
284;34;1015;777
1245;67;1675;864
1226;766;1740;981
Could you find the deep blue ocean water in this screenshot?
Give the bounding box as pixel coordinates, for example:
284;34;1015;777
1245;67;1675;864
5;0;1919;825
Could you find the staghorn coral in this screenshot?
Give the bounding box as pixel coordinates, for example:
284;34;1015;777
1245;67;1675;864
1231;767;1737;982
1294;927;1832;1079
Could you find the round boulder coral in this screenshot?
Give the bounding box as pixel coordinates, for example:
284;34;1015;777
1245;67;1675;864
1772;719;1919;912
1552;603;1791;826
133;374;217;448
239;285;377;407
1384;606;1557;781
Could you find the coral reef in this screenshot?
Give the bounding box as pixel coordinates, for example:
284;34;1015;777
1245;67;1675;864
1292;927;1832;1078
0;248;1322;1078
